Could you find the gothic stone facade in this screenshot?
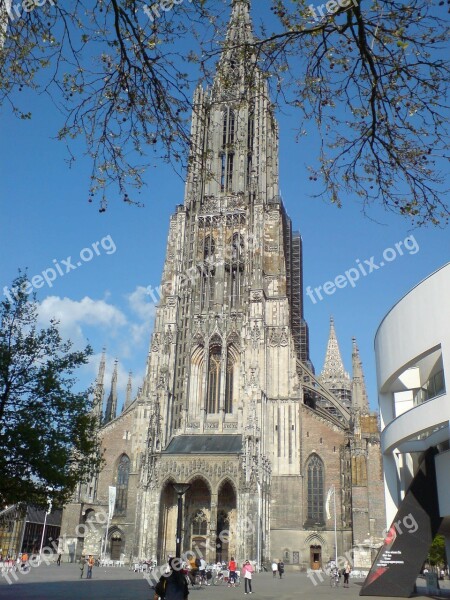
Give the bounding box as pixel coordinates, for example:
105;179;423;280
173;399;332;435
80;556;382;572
60;0;385;570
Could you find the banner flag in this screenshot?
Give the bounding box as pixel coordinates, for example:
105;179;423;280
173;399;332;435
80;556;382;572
108;486;116;518
325;486;334;521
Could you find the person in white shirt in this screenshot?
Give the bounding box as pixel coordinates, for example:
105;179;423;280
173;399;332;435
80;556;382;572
199;557;207;584
271;561;277;578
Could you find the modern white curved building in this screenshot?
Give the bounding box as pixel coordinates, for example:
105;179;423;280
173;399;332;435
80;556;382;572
375;262;450;562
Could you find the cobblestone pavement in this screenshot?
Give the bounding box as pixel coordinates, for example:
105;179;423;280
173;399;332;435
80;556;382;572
1;564;449;600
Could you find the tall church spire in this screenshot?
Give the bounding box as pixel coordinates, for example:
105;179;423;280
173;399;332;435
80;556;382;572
226;0;253;46
321;317;350;381
104;359;118;424
213;0;255;99
319;317;352;407
352;338;369;412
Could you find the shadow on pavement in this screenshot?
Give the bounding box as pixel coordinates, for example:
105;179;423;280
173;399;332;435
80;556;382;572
0;578;151;600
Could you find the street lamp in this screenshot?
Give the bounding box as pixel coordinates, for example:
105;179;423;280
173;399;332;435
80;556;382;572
38;494;53;565
172;483;191;558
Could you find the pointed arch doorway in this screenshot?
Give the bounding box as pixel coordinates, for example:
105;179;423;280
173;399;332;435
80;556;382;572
184;479;211;557
310;544;322;570
157;481;178;562
107;527;124;560
216;480;237;563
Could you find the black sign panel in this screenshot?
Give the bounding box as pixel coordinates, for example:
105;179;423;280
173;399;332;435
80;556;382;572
360;448;443;597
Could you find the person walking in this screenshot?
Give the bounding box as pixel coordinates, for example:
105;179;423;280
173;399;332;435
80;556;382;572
271;560;277;578
242;559;254;595
56;553;62;566
21;552;29;572
199;556;207;585
228;556;237;587
79;555;86;578
87;555;95;579
277;560;284;579
343;562;351;587
154;557;189;600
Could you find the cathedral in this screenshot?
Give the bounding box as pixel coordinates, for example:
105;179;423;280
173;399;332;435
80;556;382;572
60;0;385;571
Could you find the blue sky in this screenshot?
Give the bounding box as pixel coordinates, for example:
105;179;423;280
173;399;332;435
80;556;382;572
0;1;448;412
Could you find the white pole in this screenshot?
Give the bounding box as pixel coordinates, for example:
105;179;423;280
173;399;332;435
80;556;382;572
102;512;111;562
333;485;338;567
38;512;48;565
102;486;116;563
38;500;52;566
257;481;261;569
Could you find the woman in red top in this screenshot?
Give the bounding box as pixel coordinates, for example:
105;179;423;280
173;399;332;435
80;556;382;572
227;557;237;587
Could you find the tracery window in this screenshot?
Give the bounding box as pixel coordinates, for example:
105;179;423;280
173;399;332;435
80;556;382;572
115;454;130;515
192;510;208;536
221;107;235;192
224;347;236;414
226;233;244;308
207;346;222;414
246;108;255;190
307;454;324;524
201;235;216;310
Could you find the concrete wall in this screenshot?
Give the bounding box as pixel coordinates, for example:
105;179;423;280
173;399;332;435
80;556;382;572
375;262;450;525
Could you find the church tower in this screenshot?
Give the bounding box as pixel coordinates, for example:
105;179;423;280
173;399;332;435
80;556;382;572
59;0;385;571
134;0;318;563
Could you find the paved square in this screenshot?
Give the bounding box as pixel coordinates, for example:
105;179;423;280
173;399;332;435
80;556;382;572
1;564;449;600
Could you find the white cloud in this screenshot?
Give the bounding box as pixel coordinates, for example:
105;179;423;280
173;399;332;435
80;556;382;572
36;292;150;412
127;286;157;322
38;295;127;342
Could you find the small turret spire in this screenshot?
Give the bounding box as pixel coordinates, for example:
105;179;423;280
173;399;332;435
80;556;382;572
93;348;106;420
352;338;369;412
104;359;118;424
124;371;133;411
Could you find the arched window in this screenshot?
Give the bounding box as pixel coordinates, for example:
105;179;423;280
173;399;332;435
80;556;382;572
247;109;254;151
204;235;215;260
192;510;208;536
227;153;234;191
247;109;254;190
307;454;324;524
225;346;237;414
222;110;228;148
221;107;235;192
228;110;235;145
207;346;222;414
201;236;215;310
115;454;130;515
220;154;226;192
227;233;244;308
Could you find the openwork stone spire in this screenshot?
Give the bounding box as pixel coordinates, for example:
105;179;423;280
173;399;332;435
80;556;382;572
227;0;253;46
213;0;255;99
319;317;352;408
320;317;350;382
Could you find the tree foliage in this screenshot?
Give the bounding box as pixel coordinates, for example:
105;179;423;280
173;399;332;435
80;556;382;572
0;0;448;224
0;274;101;508
428;534;447;567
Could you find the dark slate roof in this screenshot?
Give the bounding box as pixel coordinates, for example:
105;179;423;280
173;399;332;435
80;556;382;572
26;506;62;526
164;435;243;455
